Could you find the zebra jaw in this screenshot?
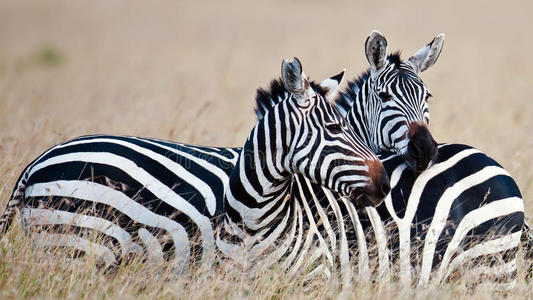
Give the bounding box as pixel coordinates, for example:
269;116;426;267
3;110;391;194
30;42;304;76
349;187;383;208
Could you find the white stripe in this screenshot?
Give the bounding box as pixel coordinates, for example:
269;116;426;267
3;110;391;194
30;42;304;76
341;197;370;281
305;179;336;251
365;206;390;278
280;196;304;270
175;143;238;165
419;165;513;285
274;105;287;178
33;232;116;267
137;228;164;263
436;231;521;284
22;208;142;257
25;180;193;269
234;131;267;202
326;189;352;287
293;123;317;163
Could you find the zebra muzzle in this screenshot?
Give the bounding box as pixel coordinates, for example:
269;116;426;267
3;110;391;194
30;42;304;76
405;122;438;172
350;159;390;207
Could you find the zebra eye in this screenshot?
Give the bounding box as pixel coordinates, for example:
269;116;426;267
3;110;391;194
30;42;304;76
378;92;393;102
325;123;343;134
425;92;433;102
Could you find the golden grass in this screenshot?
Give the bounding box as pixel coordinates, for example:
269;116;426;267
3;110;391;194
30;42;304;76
0;0;532;298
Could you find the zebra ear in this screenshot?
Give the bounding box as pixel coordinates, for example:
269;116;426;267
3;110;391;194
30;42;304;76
407;33;445;73
365;30;388;70
281;57;313;103
318;69;345;100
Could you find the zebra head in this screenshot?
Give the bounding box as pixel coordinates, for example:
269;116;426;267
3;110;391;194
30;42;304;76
280;58;389;207
338;31;444;172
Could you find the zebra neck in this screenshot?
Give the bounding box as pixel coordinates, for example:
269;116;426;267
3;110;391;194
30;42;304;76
347;81;378;153
224;117;293;231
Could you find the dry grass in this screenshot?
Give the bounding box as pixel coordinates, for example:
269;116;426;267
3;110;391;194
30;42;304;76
1;220;531;299
0;0;532;298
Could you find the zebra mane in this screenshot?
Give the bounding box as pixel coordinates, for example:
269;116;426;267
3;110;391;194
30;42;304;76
254;78;322;120
335;51;402;117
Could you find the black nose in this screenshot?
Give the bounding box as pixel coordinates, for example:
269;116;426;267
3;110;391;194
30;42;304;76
407;123;438;171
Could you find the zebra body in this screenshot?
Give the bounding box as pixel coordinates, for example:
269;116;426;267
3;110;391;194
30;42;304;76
9;135;240;270
1;58;388;276
254;143;523;285
367;143;523;286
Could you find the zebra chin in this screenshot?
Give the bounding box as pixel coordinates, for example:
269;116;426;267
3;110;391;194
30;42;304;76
349;188;384;208
347;169;390;208
402;150;438;173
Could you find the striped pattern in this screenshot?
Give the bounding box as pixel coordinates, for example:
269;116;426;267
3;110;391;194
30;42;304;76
229;142;524;285
370;143;523;286
213;73;384;276
6;135;240;271
1;64;385;276
335;31;444;172
252;47;525;286
336;54;431;156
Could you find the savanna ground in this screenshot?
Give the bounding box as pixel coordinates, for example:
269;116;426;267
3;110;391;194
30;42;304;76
0;0;532;298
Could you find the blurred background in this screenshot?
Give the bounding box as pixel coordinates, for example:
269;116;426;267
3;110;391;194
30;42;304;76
0;0;531;213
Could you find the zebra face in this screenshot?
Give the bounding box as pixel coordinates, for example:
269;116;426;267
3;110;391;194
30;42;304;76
366;61;437;171
282;58;390;207
348;31;444;172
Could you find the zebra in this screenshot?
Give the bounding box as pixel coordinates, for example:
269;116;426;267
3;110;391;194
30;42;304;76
253;31;525;287
0;58;389;274
335;31;524;286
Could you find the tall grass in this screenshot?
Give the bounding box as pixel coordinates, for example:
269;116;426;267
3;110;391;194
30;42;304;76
0;218;531;299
